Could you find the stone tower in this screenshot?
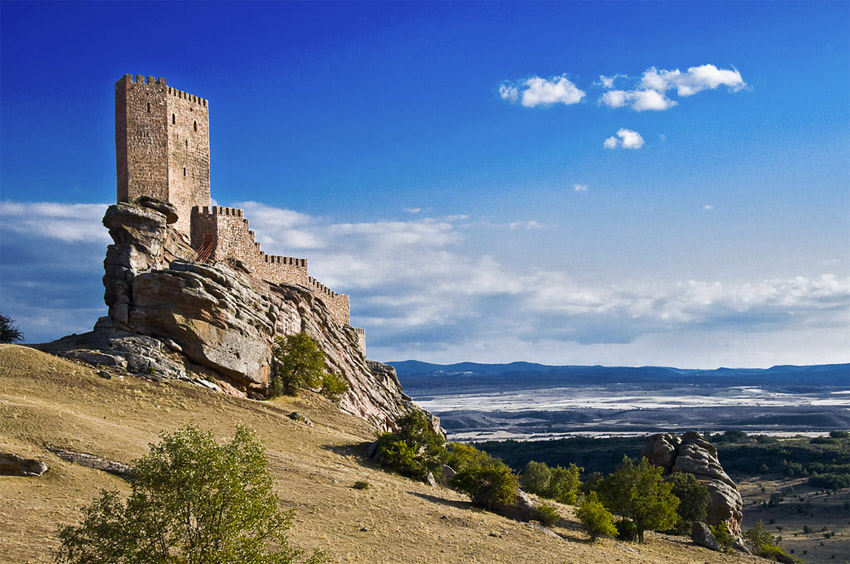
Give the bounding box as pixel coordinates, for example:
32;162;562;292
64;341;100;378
115;74;211;236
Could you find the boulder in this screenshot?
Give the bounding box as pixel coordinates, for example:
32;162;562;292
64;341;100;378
643;432;744;539
47;447;134;480
691;521;722;552
493;489;538;522
0;453;48;476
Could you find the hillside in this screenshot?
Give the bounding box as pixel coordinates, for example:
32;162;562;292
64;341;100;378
0;344;771;563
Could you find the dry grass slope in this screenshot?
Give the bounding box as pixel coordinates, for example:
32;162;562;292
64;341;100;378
1;344;768;563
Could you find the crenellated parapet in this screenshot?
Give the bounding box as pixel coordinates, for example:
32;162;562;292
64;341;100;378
190;205;350;327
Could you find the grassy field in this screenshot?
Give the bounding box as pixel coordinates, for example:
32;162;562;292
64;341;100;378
0;344;777;563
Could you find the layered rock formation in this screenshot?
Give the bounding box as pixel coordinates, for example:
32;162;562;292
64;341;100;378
39;198;424;431
642;431;743;537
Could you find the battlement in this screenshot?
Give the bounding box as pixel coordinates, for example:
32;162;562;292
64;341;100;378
264;255;307;268
119;74;167;86
168;86;208;107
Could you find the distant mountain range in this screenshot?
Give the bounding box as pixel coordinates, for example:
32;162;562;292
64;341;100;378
389;361;850;395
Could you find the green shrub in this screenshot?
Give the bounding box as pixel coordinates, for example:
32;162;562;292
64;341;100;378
535;502;561;527
446;442;494;474
519;460;582;504
320;372;349;402
598;456;679;543
271;333;326;396
352;481;370;490
56;426;325;564
576;492;617;541
450;460;519;510
668;472;709;534
615;519;638;542
829;430;849;439
521;460;551;495
377;410;445;480
710;522;734;552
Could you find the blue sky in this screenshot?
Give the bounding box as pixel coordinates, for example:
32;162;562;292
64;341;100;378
1;1;848;368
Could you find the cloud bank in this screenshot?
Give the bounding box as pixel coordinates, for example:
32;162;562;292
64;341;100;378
2;201;846;366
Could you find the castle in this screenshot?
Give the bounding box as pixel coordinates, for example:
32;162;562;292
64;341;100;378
115;74;365;351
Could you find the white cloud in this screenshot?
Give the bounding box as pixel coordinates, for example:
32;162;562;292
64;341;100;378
600;89;677;111
641;64;747;97
597;74;626;89
0;201;110;243
404;207;421;214
573;184;588;192
508;220;545;230
603;128;645;150
500;75;585;107
703;205;714;211
599;64;746;111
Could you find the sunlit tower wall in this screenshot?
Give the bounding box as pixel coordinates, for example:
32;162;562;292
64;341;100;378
115;74;211;236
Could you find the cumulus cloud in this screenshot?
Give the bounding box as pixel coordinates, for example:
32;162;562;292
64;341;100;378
603;128;645;149
500;75;585;107
573;184;588;192
599;64;746;111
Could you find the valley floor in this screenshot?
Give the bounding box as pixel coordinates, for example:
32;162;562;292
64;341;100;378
1;344;773;563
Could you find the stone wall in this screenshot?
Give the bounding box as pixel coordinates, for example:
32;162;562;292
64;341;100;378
190;205;351;327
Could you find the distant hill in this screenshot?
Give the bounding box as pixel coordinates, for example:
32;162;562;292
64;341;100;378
389;361;850;391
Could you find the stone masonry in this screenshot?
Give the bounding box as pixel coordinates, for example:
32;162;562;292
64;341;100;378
115;75;361;340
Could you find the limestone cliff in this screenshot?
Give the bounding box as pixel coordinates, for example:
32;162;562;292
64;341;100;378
39;198;423;432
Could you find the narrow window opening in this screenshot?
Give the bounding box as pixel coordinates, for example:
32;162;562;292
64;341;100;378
183;167;187;177
185;140;188;147
193;120;197;132
147;102;151;113
172;113;176;124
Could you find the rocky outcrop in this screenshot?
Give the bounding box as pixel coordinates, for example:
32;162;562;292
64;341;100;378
0;453;48;477
47;447;134;480
642;431;743;539
38;199;427;431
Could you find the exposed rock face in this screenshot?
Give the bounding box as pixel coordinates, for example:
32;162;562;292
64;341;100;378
690;521;722;552
642;431;743;538
39;199;428;431
0;453;48;477
47;447;134;480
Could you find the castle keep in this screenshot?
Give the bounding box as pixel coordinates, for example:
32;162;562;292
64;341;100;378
116;75;364;350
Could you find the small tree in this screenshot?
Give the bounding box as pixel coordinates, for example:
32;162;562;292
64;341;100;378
599;456;679;542
0;313;23;343
668;472;710;534
710;522;734;552
377;410;446;480
271;333;326;396
56;426;325;564
319;373;349;402
576;492;618;541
